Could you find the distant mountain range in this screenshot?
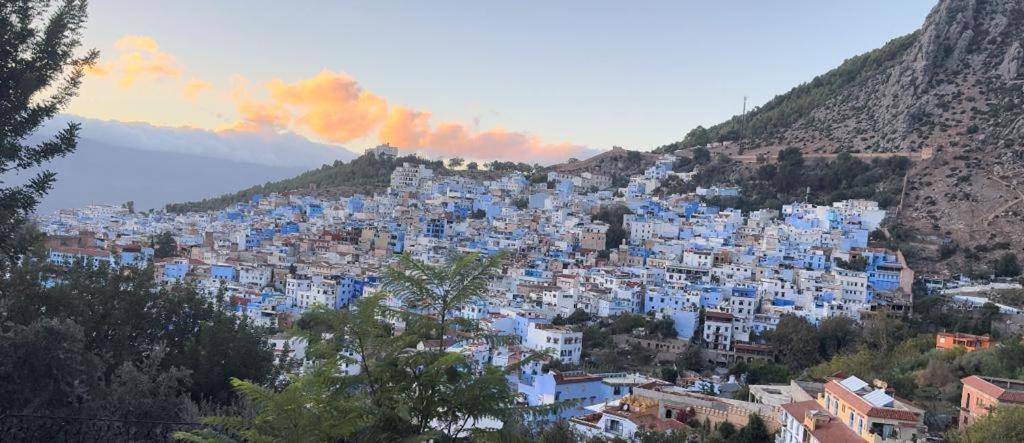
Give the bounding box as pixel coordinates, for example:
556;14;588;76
657;0;1024;271
6;115;357;213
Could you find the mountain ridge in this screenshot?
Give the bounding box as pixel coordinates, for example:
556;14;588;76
657;0;1024;274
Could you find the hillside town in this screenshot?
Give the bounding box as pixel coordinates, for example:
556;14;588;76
31;145;1024;441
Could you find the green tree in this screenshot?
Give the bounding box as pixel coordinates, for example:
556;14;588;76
180;252;547;442
767;314;820;371
593;204;632;250
0;0;98;261
817;315;860;360
1;253;274;405
154;230;178;258
692;146;711;164
735;413;773;443
947;406;1024;443
676;344;706;373
0;318;99;414
539;420;580;443
566;308;592;325
467;161;479;171
383;251;507;351
447;157;465;168
774;147;805;193
994;253;1021;278
716;421;737;440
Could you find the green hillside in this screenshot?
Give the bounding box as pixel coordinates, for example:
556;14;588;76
165;153;443;213
655;31;919;153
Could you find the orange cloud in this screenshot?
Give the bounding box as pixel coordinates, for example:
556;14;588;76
182;79;211;101
379;107;590;164
265;71;388;142
218;75;290;132
88;35;182;87
226;70;588;163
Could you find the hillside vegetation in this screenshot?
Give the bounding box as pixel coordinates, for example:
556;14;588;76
661;148;910;212
656;32;919;153
166;154;443;213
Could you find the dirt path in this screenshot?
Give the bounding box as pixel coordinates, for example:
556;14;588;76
985;175;1024;224
728;151;926;163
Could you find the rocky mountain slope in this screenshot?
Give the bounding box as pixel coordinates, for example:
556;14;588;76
549;146;659;182
660;0;1024;275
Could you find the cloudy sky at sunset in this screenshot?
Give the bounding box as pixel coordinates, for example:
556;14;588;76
70;0;936;164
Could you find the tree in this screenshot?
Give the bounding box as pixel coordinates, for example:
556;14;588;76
660;367;679;384
0;318;99;414
635;429;687;443
539;420;580;443
716;421;737;440
593;204;632;250
383;251;506;351
1;252;274;405
994;253;1021;278
467;161;479;171
646;317;678;339
180;252;547;442
730;361;790;385
684;125;711;148
767;314;820;371
692;146;711;164
154;231;177;258
470;208;487;219
676;344;705;373
447;157;465;169
774;147;805;193
565;308;591;325
1;0;98;261
735;414;772;443
817;315;860;360
947;405;1024;443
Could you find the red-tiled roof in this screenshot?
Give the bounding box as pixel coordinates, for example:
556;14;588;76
962;375;1024;403
780;400;862;443
825;380;919;422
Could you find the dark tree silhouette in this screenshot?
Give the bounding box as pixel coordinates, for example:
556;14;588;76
1;0;98;260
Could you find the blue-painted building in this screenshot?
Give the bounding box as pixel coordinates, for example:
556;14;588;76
211;264;237;281
423;217;447;240
305;203;323;219
163;262;189;281
334;276;365;308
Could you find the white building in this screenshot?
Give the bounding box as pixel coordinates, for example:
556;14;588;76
524;323;583;365
390;162;434;193
239;265;272;287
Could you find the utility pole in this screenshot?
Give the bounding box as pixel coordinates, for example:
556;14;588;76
743;96;748;115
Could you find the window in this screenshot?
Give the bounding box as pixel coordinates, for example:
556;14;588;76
605;419;622;435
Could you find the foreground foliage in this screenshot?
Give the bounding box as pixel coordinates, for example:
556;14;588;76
0;0;97;261
0;245;274;430
178;252;554;442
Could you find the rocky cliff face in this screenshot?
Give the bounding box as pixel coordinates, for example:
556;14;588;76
767;0;1024;153
702;0;1024;273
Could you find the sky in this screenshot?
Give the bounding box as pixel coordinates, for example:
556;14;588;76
69;0;938;164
